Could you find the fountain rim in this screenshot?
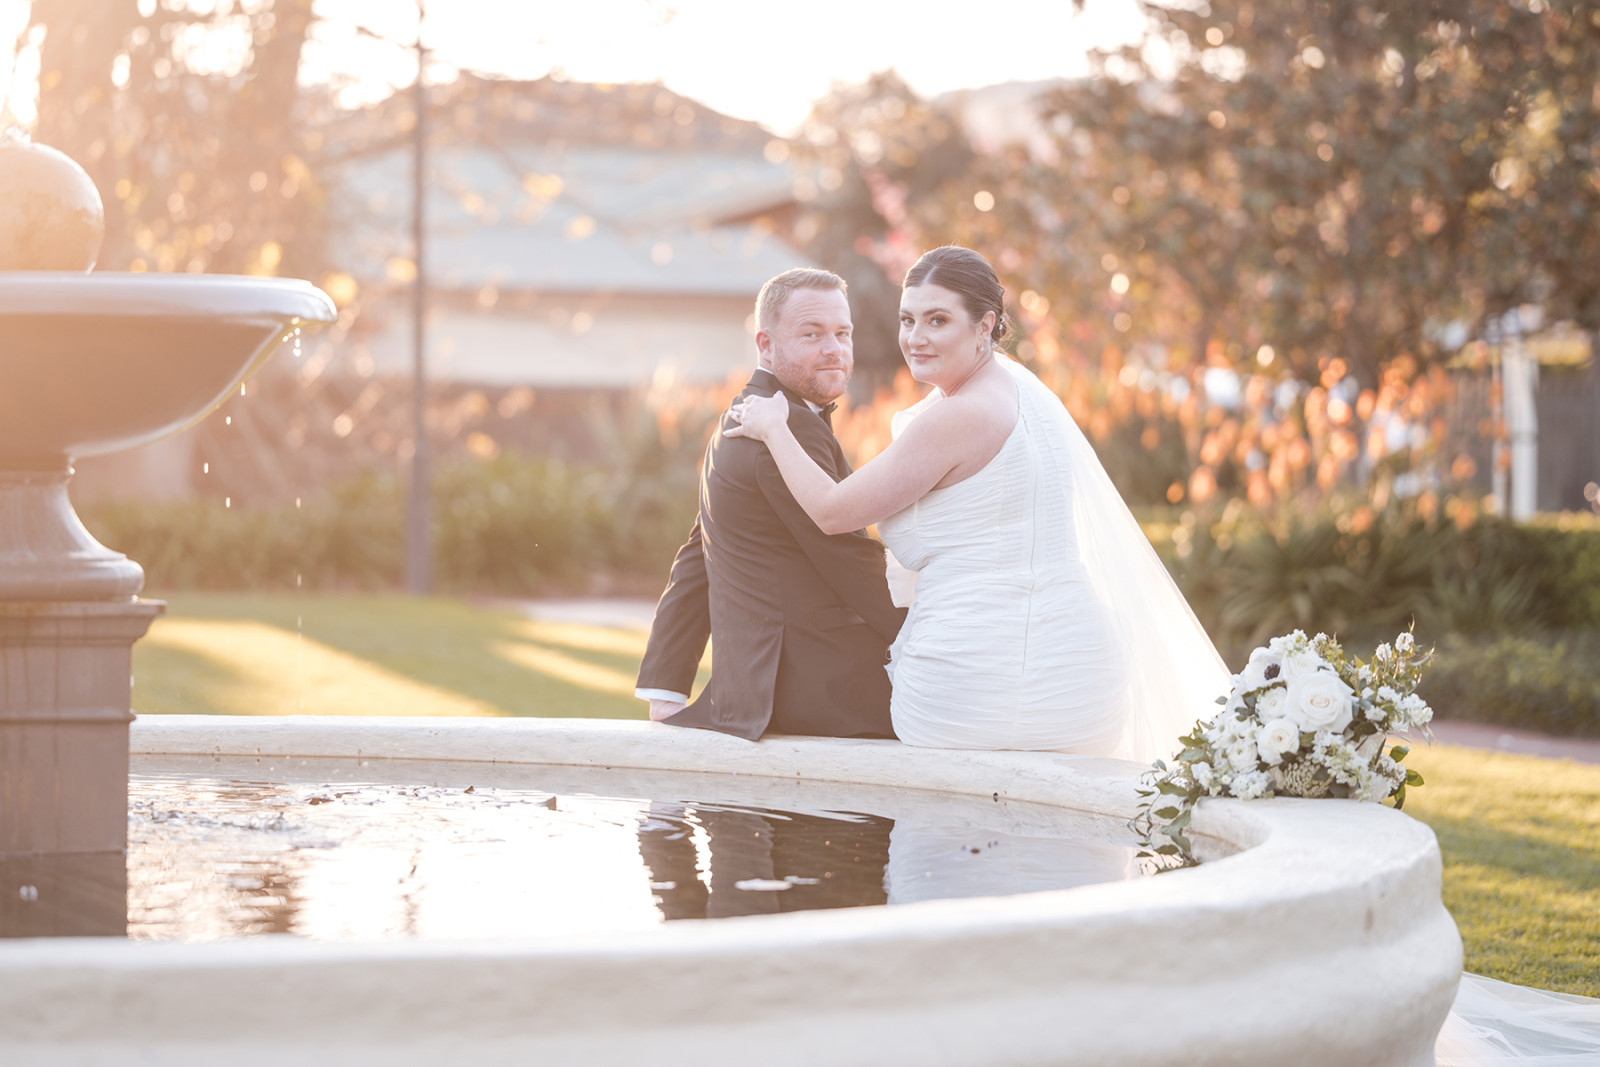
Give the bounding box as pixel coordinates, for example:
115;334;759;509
0;271;336;323
0;715;1462;1067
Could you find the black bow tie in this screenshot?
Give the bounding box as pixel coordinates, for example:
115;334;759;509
818;401;837;428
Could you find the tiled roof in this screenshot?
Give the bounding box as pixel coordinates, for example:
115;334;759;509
327;80;816;296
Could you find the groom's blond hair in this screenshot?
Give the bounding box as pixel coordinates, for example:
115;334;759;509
755;268;848;335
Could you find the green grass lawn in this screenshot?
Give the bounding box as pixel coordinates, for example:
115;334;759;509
133;592;1598;996
1402;743;1600;996
133;591;707;720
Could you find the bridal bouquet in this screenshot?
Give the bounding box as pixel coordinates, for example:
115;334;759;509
1134;629;1433;865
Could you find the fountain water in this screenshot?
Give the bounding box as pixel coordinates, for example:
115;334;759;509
0;136;336;935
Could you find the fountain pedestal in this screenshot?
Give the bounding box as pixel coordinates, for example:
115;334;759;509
0;466;164;936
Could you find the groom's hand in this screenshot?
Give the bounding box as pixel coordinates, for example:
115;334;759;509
648;698;687;722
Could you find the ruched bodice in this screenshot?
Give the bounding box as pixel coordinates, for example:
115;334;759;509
878;360;1128;753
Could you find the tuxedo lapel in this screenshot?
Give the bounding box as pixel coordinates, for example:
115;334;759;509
749;368;850;478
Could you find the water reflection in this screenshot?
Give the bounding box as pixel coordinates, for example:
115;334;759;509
3;757;1148;942
636;803;893;919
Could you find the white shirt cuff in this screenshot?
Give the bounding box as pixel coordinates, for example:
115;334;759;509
636;687;690;704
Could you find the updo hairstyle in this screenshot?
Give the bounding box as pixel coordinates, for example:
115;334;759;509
902;246;1009;344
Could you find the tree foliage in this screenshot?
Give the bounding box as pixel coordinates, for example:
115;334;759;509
1034;0;1600;387
26;0;327;278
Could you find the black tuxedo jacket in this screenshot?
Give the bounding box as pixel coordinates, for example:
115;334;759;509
637;369;904;740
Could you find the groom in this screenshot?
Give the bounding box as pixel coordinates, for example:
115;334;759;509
635;268;904;740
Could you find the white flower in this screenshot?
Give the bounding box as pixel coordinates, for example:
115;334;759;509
1285;671;1356;732
1255;686;1291;720
1233;769;1274;800
1376;685;1400;705
1192;761;1216;791
1395;632;1415;654
1225;738;1260;772
1398;693;1433;728
1280;647;1329;683
1257;718;1302;766
1268;630;1308;655
1374;642;1394;662
1236;646;1284;692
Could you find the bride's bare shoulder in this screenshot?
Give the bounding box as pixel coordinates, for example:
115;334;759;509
895;381;1015;453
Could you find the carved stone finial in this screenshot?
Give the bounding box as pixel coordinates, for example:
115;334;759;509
0;138;106;271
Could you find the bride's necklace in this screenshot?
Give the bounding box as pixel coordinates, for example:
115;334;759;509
943;346;994;397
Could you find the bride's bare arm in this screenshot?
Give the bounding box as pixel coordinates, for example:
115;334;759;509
724;393;983;535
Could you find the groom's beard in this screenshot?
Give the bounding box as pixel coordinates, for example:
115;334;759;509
766;347;852;407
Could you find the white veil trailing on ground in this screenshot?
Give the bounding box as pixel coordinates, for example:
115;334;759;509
1008;358;1232;765
1437;973;1600;1065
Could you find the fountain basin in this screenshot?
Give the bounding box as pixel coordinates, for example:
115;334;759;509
0;716;1461;1066
0;273;334;463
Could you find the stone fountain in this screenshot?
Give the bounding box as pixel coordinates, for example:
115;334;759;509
0;139;1464;1066
0;136;336;936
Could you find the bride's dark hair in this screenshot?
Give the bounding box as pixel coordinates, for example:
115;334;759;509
903;246;1009;343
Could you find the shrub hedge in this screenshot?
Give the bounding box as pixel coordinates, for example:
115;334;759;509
1422;630;1600;738
1148;504;1600;735
80;453;698;596
85;469;1600;735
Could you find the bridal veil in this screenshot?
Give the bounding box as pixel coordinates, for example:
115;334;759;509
1012;360;1232;764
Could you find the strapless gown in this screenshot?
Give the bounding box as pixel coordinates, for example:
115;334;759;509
878;364;1129;754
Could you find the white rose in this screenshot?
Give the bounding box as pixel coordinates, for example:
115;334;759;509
1256;718;1302;766
1255;685;1291;720
1285;671;1356;733
1280;647;1329;683
1226;738;1260;771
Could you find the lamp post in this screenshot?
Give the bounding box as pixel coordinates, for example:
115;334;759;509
405;0;431;594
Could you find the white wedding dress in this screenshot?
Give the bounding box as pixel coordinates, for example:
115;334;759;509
879;366;1126;754
876;356;1600;1065
879;355;1228;762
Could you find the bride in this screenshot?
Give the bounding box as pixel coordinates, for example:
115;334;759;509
727;244;1599;1065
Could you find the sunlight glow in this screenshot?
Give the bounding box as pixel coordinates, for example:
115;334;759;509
491;639;642;697
303;0;1144;131
141;619;502;717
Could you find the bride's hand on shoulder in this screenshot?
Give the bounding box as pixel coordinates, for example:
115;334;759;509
723;393;790;443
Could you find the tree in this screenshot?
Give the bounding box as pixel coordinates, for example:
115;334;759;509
1031;0;1600;387
27;0;326;277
